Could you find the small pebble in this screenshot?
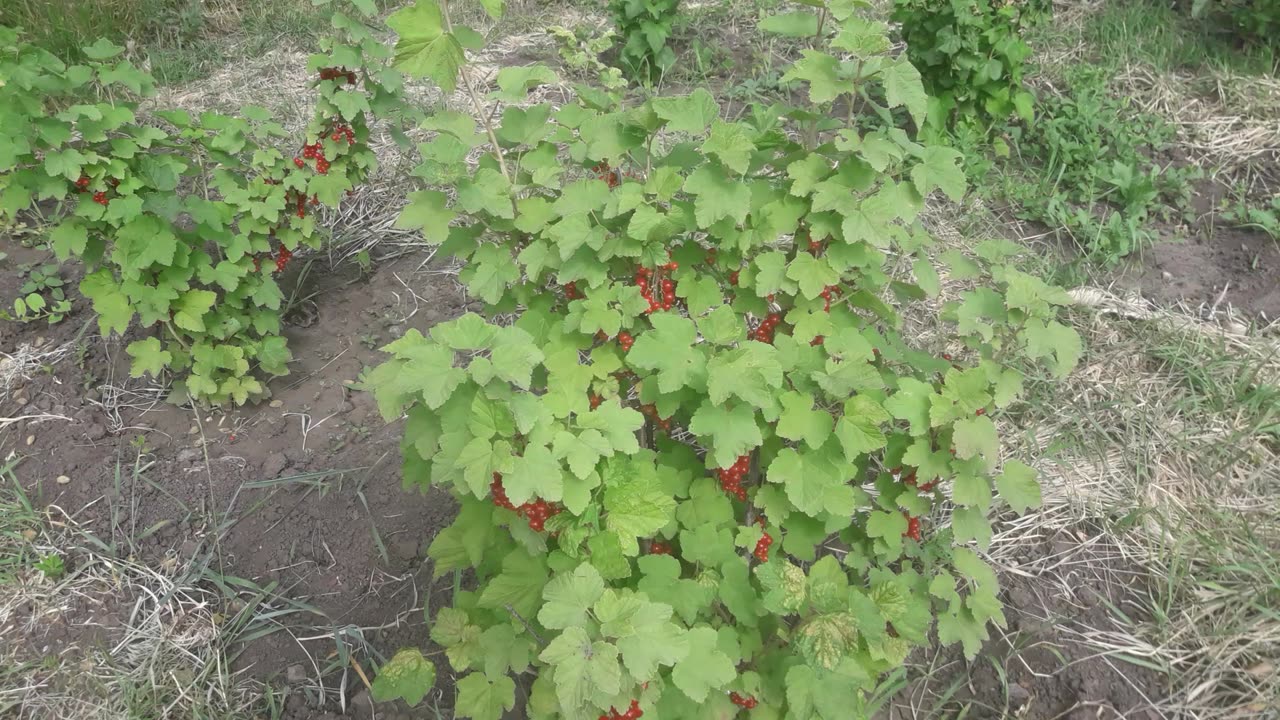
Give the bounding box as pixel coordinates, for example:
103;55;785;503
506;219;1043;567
15;397;27;406
269;400;283;408
56;475;71;485
25;435;34;446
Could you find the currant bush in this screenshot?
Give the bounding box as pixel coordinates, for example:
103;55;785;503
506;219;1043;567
892;0;1048;124
365;0;1082;717
0;1;408;404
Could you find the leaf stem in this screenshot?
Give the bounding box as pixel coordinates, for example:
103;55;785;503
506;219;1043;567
163;320;191;353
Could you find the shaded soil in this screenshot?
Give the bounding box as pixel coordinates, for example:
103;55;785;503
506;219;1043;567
1;245;472;718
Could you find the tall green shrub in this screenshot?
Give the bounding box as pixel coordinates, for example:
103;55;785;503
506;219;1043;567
364;0;1083;716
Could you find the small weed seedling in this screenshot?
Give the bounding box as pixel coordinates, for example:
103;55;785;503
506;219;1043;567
2;263;72;324
34;553;66;580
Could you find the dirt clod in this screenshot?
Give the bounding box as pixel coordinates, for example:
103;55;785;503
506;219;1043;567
261;452;290;478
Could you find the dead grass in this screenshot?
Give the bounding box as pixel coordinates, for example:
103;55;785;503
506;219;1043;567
0;460;278;719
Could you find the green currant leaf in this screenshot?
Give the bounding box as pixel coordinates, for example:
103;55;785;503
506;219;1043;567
683;164;751;228
776;391;833;450
884;378;934;436
454;673;516;720
952;415;998;468
706;342;783;409
492;65;556;102
387;0;465;92
651;88;719;133
587;531;632;580
537;627;620;714
371;648;436;707
787;252;840;300
783;50;854;104
996;460;1041;514
538;563;605;629
910;146;966;203
834;395;891;462
637;554;713;624
760;10;821;37
689;401;762;469
603;457;675;548
671;626;736;703
1022;319;1083;379
396;190;457;244
880;58;927;128
626;314;705;393
126;337;172;378
701;121;754;174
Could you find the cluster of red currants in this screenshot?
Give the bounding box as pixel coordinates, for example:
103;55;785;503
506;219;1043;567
318;66;357;84
592;160;622;189
92;191;109;206
728;270;740;286
753;530;773;562
298;142;330;174
490;474;561;532
752;312;782;343
638;403;671;433
329;123;357;146
564;281;581;301
74;176;90;192
617;331;634;353
635;264;677;313
599;700;643;720
729;692;759;709
800;228;821;255
648;539;672;555
819;284;841;312
588;392;602;409
290;190;309;219
903;515;922;542
274;245;293;273
521;498;559;532
897;467;936;492
716;455;751;501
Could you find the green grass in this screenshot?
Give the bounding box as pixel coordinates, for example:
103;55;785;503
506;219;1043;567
0;459;40;585
1034;0;1278;77
0;0;339;85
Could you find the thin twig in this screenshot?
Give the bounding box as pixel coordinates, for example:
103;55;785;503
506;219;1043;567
439;0;512;184
505;604;544;646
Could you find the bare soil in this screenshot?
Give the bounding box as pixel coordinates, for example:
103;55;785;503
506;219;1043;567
898;528;1168;720
1114;175;1280;321
2;244;472;717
